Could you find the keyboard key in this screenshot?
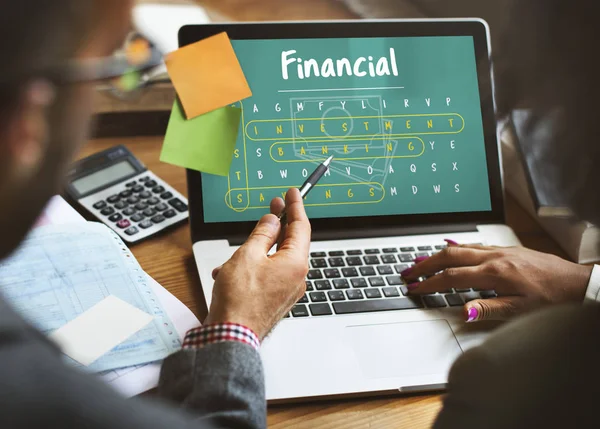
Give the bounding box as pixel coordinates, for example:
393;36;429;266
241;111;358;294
135;202;148;211
328;291;346;301
418;246;433;251
164;209;177;218
310;303;333;316
328;257;345;267
346;289;364;300
360;266;376;276
119;190;132;198
160;191;173;200
144;179;157;188
127;196;140;204
435;245;447;250
333;297;424;315
116;219;131;229
292;305;309;317
108;213;122;222
143;208;156;217
324;269;341;279
347;250;362;255
400;247;415;252
455;288;472;293
131;213;145;222
168;198;188;212
368;277;385;287
399;254;414;262
155;203;168;211
114;201;128;210
151;214;165;224
310;252;326;258
480;290;497;299
315;280;332;291
310;292;327;302
351;278;368;288
341;267;359;277
365;288;382;299
382;248;397;253
423;295;448;308
386;275;403;286
152;185;165;194
100;207;115;216
311;259;327;268
124;226;139;236
138;176;149;182
139;191;152;199
139;220;153;229
132;185;144;193
305;281;314;291
93;201;107;209
297;294;309;304
364;255;380;265
461;292;480;303
399;285;409;295
107;195;119;203
346;256;363;266
123;207;136;216
381;254;397;264
147;197;159;205
377;265;394;275
125;181;136;187
394;264;410;274
328;250;345;257
333;279;350;289
365;249;380;254
445;294;464;307
307;270;323;280
415;252;429;258
383;287;400;297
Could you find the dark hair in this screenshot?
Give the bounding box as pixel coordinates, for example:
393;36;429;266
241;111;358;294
495;0;600;224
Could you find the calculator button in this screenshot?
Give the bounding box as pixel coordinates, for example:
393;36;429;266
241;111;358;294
139;220;153;229
108;213;122;222
160;191;173;200
139;191;152;199
143;208;156;217
125;181;136;187
131;213;145;222
132;185;144;193
163;209;177;218
107;195;119;203
138;176;150;182
144;180;157;188
155;203;168;211
134;202;148;211
127;196;139;204
116;219;131;229
151;214;166;224
93;201;107;209
168;198;188;213
100;207;115;216
147;197;159;205
124;226;139;235
123;207;136;216
114;201;128;210
152;185;165;194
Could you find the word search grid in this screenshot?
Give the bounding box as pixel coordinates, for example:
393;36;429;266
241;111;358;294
202;36;492;222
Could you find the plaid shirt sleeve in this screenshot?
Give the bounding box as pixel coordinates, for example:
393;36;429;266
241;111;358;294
182;323;261;351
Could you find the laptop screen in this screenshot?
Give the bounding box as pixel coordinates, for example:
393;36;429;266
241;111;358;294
200;35;491;223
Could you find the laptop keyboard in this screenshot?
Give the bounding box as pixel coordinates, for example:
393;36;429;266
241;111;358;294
287;244;497;318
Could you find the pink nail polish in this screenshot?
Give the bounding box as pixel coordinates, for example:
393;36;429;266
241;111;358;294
400;267;413;277
407;283;420;291
413;256;429;263
466;307;479;323
444;239;459;246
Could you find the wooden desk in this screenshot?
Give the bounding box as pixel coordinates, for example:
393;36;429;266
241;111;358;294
80;136;568;429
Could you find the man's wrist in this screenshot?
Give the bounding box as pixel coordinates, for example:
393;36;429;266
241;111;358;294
182;323;261;351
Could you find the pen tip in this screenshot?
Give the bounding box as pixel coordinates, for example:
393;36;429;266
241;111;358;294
324;155;333;166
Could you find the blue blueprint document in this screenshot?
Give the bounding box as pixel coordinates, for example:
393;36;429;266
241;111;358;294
0;222;181;372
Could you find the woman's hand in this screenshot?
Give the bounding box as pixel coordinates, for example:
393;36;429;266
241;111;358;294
402;242;593;322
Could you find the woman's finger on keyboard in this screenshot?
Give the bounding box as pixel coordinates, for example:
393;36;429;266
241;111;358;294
401;246;490;281
406;266;492;295
464;296;530;323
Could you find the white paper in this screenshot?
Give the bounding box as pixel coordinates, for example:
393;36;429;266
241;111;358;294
50;296;154;366
35;196;84;227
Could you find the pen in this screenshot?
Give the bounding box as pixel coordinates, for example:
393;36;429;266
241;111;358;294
278;155;333;224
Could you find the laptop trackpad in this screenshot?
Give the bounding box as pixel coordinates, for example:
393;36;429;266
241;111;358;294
345;320;463;379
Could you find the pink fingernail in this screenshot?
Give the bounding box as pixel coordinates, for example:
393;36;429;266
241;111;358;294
444;239;459;246
466;307;479;323
407;283;420;291
413;256;429;263
400;267;413;277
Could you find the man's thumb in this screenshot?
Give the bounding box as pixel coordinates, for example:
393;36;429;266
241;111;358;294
465;297;528;322
244;214;281;255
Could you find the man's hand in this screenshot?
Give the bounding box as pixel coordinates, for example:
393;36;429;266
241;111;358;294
204;188;310;340
403;242;593;322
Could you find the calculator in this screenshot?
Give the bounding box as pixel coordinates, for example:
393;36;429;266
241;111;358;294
65;145;189;243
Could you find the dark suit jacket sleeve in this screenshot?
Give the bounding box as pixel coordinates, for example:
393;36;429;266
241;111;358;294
433;304;600;429
0;297;266;429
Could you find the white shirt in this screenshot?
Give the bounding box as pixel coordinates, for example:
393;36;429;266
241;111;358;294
585;265;600;303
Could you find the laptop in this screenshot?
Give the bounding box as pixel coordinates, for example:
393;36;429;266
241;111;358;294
184;19;520;401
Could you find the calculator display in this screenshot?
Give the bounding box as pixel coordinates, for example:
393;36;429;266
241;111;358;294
71;161;136;195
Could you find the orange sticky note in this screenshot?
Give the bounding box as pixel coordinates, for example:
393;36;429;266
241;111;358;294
165;32;252;119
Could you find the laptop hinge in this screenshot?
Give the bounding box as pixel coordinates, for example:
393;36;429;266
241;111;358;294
227;223;478;246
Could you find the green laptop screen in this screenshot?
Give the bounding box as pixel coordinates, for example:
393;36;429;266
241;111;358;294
201;36;492;223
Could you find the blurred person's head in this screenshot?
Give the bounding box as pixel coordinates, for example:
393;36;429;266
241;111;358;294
496;0;600;225
0;0;133;259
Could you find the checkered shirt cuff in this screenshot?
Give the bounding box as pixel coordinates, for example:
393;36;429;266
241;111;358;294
182;323;260;351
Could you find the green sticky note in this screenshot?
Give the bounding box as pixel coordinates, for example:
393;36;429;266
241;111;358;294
160;100;241;176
